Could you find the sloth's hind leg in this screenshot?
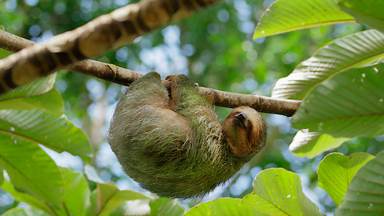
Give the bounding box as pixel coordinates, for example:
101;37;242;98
125;72;169;108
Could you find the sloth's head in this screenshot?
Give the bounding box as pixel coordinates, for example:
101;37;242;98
222;106;266;159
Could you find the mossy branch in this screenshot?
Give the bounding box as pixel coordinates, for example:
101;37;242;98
0;30;300;117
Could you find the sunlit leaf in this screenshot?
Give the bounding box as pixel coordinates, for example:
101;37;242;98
0;134;64;207
290;130;349;158
0;75;56;101
293;64;384;137
251;168;321;216
57;168;91;216
336;151;384;215
0;90;64;115
1;180;53;215
150;198;184;216
338;0;384;31
318;152;374;205
1;168;90;216
0;168;3;185
253;0;353;39
2;208;28;216
186;168;321;216
273;30;384;99
87;183;149;216
0;109;92;160
185;198;263;216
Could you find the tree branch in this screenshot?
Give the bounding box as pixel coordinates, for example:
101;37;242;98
0;30;141;86
0;30;300;117
0;0;219;93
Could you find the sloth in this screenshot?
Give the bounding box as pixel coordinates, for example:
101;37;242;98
108;72;266;198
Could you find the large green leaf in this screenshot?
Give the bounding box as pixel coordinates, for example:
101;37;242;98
338;0;384;31
186;168;321;216
56;168;91;216
0;109;92;160
0;75;56;101
1;180;53;215
273;30;384;99
336;151;384;215
185;198;264;216
0;90;64;116
0;134;64;208
293;64;384;137
251;168;321;216
2;208;28;216
317;152;374;205
289;130;349;158
1;168;90;216
1;206;49;216
253;0;353;39
150;198;184;216
0;168;3;185
87;183;149;216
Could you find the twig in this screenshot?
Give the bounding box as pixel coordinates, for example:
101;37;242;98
0;31;300;117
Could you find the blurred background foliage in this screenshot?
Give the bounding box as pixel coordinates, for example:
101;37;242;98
0;0;383;214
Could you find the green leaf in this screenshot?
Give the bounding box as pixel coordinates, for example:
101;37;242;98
2;208;28;216
0;90;64;116
0;109;92;160
1;206;49;216
318;152;374;205
0;168;3;185
272;30;384;99
0;134;64;208
0;75;56;101
1;180;53;215
336;151;384;215
338;0;384;31
185;198;264;216
290;130;349;158
186;168;321;216
150;198;184;216
253;0;353;39
57;168;91;216
87;183;149;216
293;64;384;137
1;169;89;216
251;168;321;216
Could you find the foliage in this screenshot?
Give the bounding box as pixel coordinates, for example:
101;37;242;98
186;168;322;216
0;0;384;215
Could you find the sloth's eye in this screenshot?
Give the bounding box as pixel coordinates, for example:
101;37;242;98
234;112;247;127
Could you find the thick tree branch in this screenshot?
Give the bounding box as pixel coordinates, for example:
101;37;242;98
0;0;219;93
0;30;300;117
0;30;141;86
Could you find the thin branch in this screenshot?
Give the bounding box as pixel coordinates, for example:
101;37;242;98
0;30;300;117
198;87;300;117
0;0;219;93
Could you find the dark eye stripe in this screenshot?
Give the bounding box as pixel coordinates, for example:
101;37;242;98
246;120;254;143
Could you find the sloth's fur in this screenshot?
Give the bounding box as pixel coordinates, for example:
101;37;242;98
108;72;266;198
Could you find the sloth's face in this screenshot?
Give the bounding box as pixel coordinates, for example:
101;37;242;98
222;106;266;158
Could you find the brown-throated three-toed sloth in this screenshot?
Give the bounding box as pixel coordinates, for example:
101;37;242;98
108;72;266;198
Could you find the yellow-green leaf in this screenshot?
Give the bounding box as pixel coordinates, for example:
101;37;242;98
293;64;384;137
336;151;384;215
318;152;374;205
254;0;353;39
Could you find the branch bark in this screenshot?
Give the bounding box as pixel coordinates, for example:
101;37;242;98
0;0;219;93
0;30;141;86
0;30;300;117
